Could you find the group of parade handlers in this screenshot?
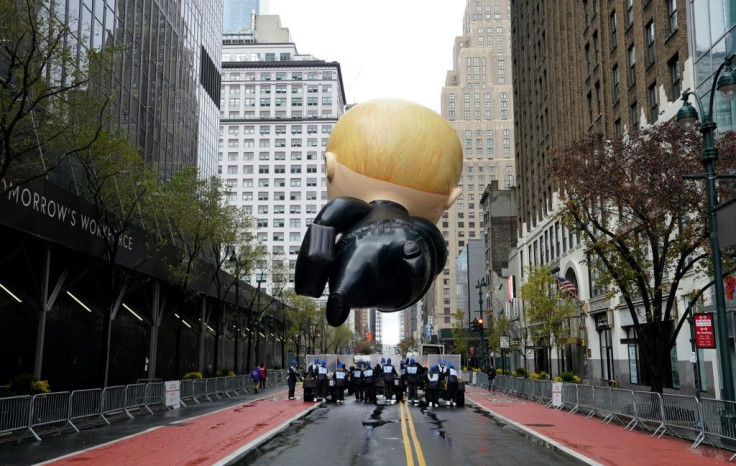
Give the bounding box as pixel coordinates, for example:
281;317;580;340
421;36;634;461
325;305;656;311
302;356;462;407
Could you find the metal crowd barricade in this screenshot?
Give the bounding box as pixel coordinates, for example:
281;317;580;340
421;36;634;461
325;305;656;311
101;385;130;421
0;395;32;442
631;391;666;437
68;388;106;430
144;382;166;411
179;380;194;407
232;375;244;394
205;377;218;401
698;397;736;457
227;376;239;396
559;383;579;414
661;393;703;445
0;386;8;398
192;379;207;401
216;377;230;398
29;392;76;441
539;380;552;405
591;386;614;422
577;385;595;416
125;383;152;417
609;388;638;429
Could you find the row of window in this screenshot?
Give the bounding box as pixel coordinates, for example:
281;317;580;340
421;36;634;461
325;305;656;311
225;178;321;188
522;221;582;275
220;110;335;119
225;84;331;94
450;91;508;101
223;164;321;174
230;191;327;202
221;138;326;148
222;97;333;107
219;152;321;162
221;124;332;135
222;70;336;81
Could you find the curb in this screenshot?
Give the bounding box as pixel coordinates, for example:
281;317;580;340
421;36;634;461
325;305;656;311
213;400;323;465
467;394;603;466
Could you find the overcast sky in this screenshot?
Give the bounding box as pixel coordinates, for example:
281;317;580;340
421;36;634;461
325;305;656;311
264;1;467;344
265;0;467;113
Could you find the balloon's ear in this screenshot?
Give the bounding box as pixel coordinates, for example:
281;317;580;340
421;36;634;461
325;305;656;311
444;186;462;210
325;151;337;182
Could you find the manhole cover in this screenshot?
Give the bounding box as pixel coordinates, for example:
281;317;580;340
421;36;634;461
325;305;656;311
525;423;554;427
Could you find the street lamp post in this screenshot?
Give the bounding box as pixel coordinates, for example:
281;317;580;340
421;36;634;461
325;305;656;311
676;53;736;402
476;277;488;369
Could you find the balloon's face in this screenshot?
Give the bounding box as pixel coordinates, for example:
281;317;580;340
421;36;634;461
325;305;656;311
324;153;460;224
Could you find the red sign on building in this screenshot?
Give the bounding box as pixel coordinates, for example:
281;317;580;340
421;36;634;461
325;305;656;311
695;313;716;349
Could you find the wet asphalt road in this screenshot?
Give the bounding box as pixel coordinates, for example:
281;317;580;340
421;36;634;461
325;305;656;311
237;395;580;466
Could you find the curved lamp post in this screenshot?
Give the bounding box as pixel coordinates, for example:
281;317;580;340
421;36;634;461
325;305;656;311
676;53;736;401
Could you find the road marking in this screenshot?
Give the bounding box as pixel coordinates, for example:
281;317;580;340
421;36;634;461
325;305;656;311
403;402;426;466
399;401;414;466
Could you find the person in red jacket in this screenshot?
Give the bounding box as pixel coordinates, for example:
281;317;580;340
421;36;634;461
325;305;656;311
259;363;267;389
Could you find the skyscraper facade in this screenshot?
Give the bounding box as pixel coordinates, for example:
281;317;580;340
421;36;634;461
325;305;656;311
426;0;516;335
510;0;691;387
223;0;260;33
219;15;346;294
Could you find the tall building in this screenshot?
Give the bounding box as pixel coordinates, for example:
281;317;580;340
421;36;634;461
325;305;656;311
43;0;223;182
114;0;222;179
427;0;516;336
218;15;346;293
510;1;691;386
223;0;261;33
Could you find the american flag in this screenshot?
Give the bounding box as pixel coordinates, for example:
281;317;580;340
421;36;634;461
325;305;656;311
555;276;578;298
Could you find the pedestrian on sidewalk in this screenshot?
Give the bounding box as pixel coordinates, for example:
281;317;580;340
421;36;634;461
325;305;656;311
486;365;496;392
250;365;262;394
287;360;301;399
259;363;267;388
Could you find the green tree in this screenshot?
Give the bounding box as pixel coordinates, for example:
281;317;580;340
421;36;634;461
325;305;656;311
520;265;578;378
397;337;417;356
1;0;116;194
549;121;736;393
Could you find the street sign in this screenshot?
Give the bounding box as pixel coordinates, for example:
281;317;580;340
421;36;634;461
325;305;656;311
552;382;563;407
695;313;716;349
500;336;510;349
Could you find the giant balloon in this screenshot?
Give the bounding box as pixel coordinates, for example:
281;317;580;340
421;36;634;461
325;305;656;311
295;99;463;326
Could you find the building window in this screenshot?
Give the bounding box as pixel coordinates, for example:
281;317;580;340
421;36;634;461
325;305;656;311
645;21;655;67
667;0;677;34
612;65;620;104
648;82;658;122
668;55;681;100
626;0;633;28
628;45;636;86
585;44;591;74
630;100;638;127
615;118;622;139
587;92;593;124
610;11;617;50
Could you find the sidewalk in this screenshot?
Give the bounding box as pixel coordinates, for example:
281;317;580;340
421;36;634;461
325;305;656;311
465;386;732;465
0;386;316;466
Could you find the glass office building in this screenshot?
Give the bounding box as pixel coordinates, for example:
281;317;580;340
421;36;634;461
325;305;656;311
52;0;223;180
223;0;260;33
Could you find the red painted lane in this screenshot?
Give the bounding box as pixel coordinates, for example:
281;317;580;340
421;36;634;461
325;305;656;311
466;387;731;465
47;389;313;465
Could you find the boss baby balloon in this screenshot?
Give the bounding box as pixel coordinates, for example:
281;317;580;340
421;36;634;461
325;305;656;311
295;99;463;326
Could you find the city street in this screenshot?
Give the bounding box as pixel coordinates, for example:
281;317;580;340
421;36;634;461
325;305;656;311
2;383;730;465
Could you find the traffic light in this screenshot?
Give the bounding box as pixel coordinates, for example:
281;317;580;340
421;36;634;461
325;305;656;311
471;318;478;331
477;317;484;329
